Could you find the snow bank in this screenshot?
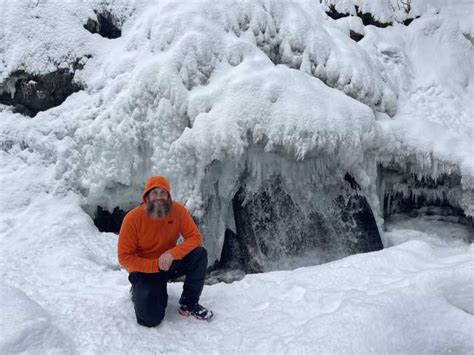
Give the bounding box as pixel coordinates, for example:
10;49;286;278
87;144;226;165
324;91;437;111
385;216;473;250
189;239;473;354
0;285;73;354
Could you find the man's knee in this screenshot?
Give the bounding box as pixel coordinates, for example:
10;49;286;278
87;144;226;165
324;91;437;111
137;311;165;327
134;294;167;327
130;273;168;327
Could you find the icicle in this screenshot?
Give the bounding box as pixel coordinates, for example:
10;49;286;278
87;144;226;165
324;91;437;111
387;190;392;214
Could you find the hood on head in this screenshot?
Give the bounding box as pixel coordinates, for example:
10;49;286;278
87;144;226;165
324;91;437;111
142;176;171;202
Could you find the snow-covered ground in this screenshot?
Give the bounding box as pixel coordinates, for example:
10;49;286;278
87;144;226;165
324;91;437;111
1;0;473;353
1;194;472;353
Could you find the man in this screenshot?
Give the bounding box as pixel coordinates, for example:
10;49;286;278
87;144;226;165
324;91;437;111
118;176;213;327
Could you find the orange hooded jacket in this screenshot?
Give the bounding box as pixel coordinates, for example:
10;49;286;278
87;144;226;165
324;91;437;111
117;176;202;273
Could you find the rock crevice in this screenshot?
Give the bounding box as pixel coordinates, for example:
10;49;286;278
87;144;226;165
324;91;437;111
84;10;122;39
0;70;82;117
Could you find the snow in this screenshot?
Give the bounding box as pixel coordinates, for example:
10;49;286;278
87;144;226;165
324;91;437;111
0;191;472;353
1;0;397;206
0;0;135;82
385;215;473;250
0;0;471;228
0;285;73;354
0;0;473;352
361;13;474;213
0;0;471;216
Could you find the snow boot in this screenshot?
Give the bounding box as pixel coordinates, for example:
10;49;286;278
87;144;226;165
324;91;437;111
178;303;214;321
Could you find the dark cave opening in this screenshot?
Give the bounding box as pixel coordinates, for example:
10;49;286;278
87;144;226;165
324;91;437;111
380;166;473;228
93;206;126;234
84;11;122;39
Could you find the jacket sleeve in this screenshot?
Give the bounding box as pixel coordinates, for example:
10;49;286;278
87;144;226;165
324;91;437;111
118;212;160;273
169;206;202;260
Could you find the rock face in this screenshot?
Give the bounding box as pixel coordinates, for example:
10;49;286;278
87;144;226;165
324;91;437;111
0;70;81;117
349;30;364;42
325;4;418;29
83;11;122;39
218;172;383;273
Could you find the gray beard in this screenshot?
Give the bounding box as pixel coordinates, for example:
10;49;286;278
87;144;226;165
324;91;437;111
145;197;171;218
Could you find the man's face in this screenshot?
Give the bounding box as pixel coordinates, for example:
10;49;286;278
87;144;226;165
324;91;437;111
145;188;171;218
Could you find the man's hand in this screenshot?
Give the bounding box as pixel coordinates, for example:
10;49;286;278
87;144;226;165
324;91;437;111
158;251;174;271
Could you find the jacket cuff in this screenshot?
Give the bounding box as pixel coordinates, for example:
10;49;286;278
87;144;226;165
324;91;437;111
169;248;184;260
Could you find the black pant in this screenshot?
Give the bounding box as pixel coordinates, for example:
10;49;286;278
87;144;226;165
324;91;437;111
128;246;208;327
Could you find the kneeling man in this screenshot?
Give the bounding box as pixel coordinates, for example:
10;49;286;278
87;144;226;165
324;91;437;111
118;176;213;327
